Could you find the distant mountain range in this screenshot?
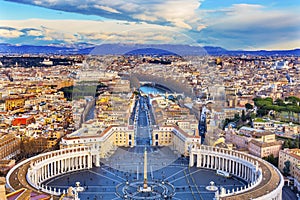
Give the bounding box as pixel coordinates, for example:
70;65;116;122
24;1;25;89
0;43;299;56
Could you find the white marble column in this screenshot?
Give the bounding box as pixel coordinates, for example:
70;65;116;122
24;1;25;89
40;168;42;181
88;155;92;168
61;159;64;172
58;160;61;173
207;155;210;168
74;157;76;170
71;157;74;170
45;165;48;180
50;162;53;177
95;154;100;167
44;165;47;179
248;168;251;182
41;166;44;181
196;154;201;168
79;156;82;169
53;161;56;175
222;158;225;170
49;162;52;177
68;158;71;170
83;156;86;168
189;153;194;167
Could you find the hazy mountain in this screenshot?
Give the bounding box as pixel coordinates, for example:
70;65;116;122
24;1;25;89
0;43;299;56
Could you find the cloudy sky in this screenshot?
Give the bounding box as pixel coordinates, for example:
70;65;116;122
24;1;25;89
0;0;299;50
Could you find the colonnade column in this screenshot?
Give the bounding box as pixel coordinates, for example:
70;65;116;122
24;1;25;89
47;163;49;178
189;153;194;167
61;159;63;173
247;167;251;182
95;154;100;167
41;166;44;180
222;158;224;171
196;154;202;168
69;158;71;170
207;155;210;168
88;154;92;168
238;163;241;177
83;156;86;168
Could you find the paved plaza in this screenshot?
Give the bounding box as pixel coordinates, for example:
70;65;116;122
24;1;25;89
44;146;246;200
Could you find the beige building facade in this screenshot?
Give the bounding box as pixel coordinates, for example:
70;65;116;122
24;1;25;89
279;148;300;177
60;125;134;158
152;125;200;156
0;134;20;160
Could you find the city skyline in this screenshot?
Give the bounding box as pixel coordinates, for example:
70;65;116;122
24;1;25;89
0;0;299;50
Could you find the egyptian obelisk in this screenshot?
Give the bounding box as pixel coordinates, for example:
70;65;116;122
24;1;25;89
143;147;148;189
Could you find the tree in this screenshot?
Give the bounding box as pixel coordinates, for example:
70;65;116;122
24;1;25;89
283;160;291;176
264;154;278;167
283;140;290;149
294;140;299;149
245;103;253;110
234;113;240;121
241;110;246;122
285;96;300;105
275;98;285;106
250;113;256;120
287;139;293;148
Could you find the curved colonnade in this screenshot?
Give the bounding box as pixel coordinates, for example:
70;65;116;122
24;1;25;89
6;145;284;199
6;146;99;196
190;145;284;200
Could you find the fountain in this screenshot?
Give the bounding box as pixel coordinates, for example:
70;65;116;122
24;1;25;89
206;181;218;191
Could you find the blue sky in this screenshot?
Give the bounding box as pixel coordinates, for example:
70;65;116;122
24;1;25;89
0;0;299;50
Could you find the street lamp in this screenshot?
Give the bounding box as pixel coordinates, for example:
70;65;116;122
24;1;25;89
69;182;84;200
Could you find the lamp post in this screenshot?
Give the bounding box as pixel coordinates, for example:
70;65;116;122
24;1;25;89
71;182;84;200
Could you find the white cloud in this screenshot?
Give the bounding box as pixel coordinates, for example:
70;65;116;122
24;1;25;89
199;4;300;49
132;14;158;22
94;5;121;14
1;2;299;49
0;19;194;45
0;28;24;38
196;24;206;31
26;29;43;36
8;0;202;30
207;4;299;30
